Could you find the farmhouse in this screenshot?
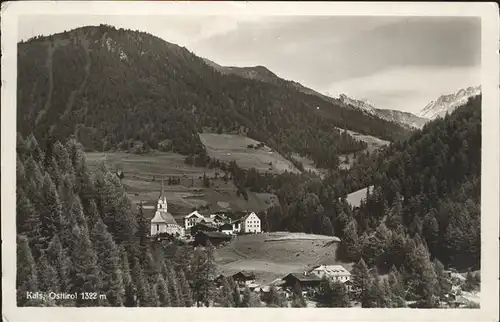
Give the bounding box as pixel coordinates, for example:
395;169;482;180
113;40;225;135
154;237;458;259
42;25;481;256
191;223;218;236
150;180;184;237
309;265;351;283
282;273;322;290
194;231;232;247
240;212;262;233
219;223;234;235
232;271;256;287
231;219;242;233
346;185;374;208
184;210;204;230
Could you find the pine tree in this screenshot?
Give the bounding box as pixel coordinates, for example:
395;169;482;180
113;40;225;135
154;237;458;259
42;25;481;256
216;276;234;307
68;225;102;306
320;216;335;236
178;269;193;307
90;218;124;306
338;218;361;262
47;235;71;293
166;265;182;307
155;274;171;306
17;235;39;306
351;258;372;307
38;173;63;254
241;286;262;307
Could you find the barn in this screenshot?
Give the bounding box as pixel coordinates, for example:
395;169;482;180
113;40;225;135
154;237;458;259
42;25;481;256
194;231;232;247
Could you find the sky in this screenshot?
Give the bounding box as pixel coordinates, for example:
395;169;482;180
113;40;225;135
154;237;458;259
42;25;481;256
18;15;481;114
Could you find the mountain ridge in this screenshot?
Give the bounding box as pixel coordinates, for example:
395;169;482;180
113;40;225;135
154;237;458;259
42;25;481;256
17;24;409;170
419;85;481;119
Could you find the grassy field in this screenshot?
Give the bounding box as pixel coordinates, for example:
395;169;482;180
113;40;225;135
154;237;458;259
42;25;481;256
215;232;352;286
86;151;278;221
199;133;300;174
335;127;390;170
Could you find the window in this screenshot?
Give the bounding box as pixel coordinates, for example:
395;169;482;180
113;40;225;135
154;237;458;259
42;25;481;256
157;224;160;232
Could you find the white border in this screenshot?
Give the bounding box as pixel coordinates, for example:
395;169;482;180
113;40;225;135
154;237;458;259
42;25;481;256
2;2;499;322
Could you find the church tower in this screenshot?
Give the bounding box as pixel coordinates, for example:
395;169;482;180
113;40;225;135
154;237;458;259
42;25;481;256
157;177;168;211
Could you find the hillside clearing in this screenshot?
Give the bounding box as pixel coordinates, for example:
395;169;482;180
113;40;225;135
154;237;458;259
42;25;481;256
216;233;350;285
86;151;278;221
199;133;300;174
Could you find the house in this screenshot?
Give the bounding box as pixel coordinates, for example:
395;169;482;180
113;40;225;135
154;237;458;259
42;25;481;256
150;179;184;237
309;265;351;283
190;222;218;236
282;273;322;290
240;212;261;233
210;214;229;226
184;210;204;230
219;223;234;235
346;185;374;208
231;219;242;233
232;271;256;286
194;231;232;247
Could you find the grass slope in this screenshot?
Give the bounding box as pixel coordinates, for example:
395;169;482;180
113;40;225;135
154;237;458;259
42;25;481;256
199;133;300;174
86;151;278;221
216;232;351;285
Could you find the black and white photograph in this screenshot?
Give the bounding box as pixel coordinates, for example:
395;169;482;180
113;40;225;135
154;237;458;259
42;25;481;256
2;2;499;322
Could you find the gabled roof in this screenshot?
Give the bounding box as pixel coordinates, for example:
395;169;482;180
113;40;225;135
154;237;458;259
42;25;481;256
151;210;178;225
239;212;259;223
283;273;322;282
310;265;351;275
232;271;256;279
185;210;204;219
197;231;232;239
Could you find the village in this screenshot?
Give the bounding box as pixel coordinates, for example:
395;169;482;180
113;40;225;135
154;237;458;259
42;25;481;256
147;180;477;308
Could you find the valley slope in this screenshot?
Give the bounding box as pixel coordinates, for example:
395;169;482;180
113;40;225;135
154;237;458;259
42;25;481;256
17;24;410;173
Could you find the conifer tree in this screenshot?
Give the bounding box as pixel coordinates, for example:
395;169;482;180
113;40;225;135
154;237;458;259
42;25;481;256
91;218;124;306
38;173;63;254
178;269;193;307
17;235;39;306
155;274;171;306
351;258;372;307
47;235;71;293
166;265;182;307
69;225;102;307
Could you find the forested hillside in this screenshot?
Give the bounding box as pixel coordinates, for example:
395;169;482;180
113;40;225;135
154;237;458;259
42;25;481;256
250;96;481;307
16;134;269;307
18;24;408;169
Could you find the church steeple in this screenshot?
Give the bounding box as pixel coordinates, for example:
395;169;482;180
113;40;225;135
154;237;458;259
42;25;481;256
161;176;164;198
157;176;167;211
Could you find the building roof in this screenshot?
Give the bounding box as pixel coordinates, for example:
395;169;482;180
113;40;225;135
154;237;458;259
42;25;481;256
219;223;233;230
283;273;322;282
310;265;351;276
235;211;259;224
197;231;232;239
151;209;178;225
346;185;374;208
185;210;204;219
232;271;256;279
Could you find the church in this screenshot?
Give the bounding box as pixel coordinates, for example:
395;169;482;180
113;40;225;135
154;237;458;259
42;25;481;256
150;179;184;237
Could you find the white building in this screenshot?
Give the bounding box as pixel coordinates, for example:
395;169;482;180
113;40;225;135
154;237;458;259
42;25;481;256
240;212;261;234
184;210;204;230
150;180;184;237
309;265;351;283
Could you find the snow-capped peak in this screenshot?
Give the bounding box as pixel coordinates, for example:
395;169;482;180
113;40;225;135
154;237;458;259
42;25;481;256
338;93;376;114
418;86;481;119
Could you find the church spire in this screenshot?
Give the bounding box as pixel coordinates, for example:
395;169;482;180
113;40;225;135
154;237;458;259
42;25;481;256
160;176;165;199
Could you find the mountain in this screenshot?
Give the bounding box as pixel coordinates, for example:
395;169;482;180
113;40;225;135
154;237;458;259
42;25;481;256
205;59;429;130
419;86;481;120
17;24;409;170
337;93;429;129
203;58;343;104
